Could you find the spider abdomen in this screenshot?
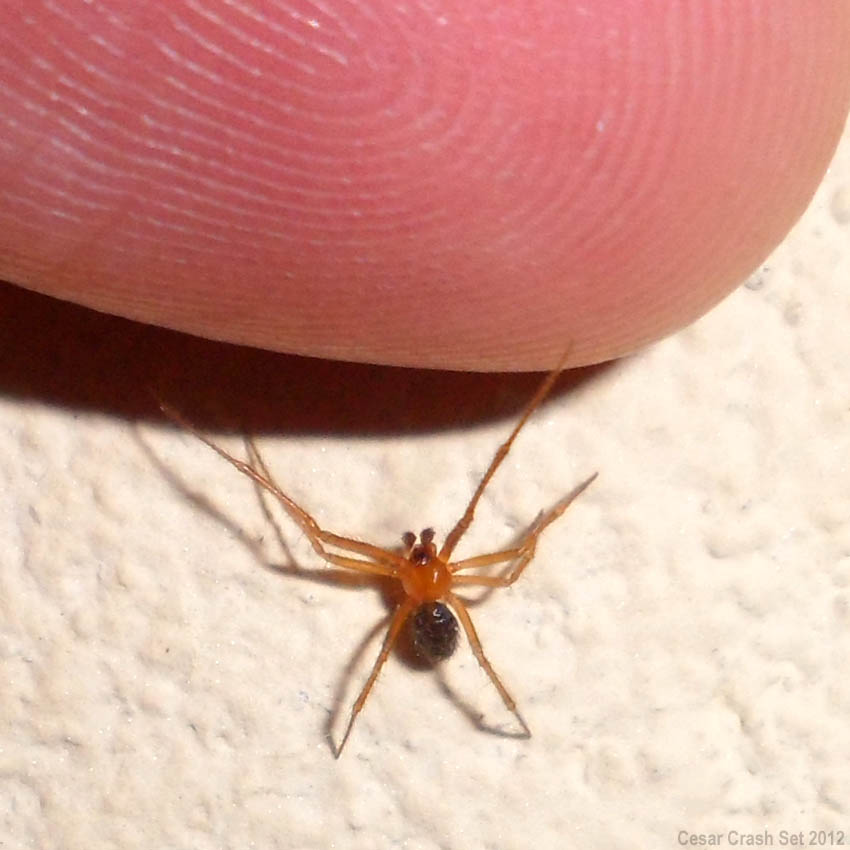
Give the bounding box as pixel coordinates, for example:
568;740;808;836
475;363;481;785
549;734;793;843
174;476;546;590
411;601;459;662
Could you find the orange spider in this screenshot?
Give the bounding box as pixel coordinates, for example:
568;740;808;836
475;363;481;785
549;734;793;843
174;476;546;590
163;356;596;756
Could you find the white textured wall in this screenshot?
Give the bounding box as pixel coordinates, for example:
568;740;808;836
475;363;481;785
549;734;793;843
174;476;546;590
1;125;848;849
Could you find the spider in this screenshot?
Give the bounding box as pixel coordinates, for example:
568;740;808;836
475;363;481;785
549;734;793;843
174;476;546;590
162;356;597;756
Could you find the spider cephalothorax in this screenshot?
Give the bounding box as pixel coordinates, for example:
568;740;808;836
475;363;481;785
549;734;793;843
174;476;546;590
399;527;452;604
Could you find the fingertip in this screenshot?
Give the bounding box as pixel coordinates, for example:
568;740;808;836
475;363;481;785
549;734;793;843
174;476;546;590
1;1;848;369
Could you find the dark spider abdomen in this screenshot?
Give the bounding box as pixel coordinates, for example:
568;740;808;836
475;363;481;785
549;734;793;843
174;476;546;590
412;602;459;662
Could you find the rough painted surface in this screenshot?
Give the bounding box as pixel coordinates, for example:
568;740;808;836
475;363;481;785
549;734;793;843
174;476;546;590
1;128;848;850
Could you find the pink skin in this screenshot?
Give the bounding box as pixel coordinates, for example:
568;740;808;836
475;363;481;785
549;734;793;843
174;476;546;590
1;2;848;371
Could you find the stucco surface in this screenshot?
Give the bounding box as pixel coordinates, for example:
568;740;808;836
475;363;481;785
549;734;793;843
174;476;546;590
1;125;848;849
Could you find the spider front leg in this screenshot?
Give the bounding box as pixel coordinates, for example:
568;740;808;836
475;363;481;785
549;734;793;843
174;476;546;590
209;439;398;577
240;435;406;578
245;436;405;569
438;350;573;563
450;471;598;589
161;403;403;578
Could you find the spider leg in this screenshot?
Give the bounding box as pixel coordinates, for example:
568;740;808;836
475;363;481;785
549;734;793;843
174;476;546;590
161;403;403;576
448;593;530;737
335;598;415;757
439;348;573;563
243;435;404;568
450;472;598;586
